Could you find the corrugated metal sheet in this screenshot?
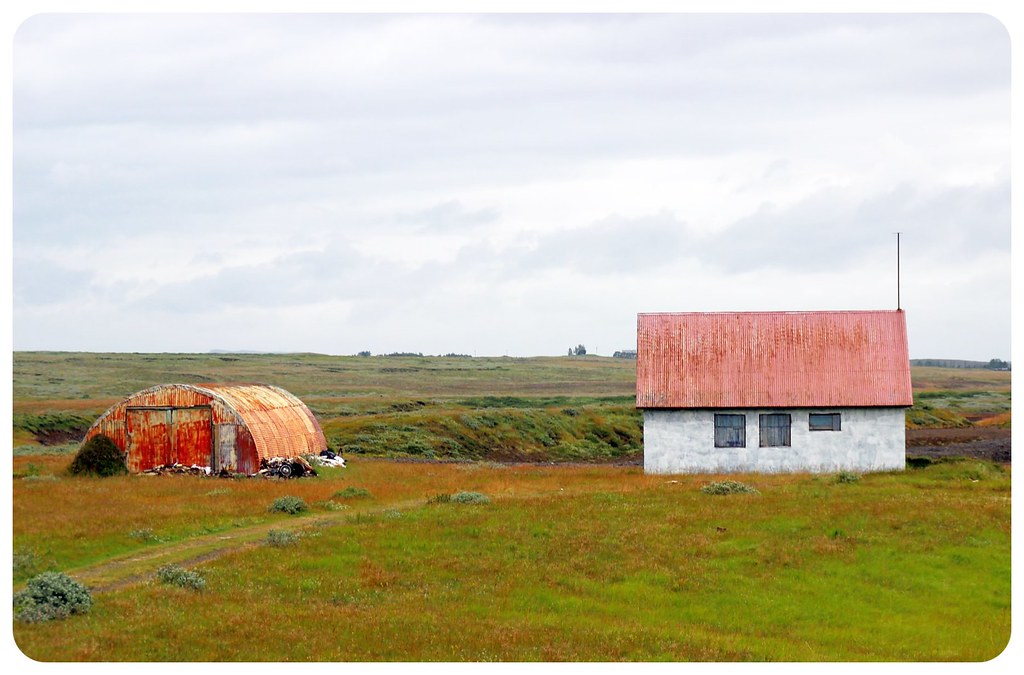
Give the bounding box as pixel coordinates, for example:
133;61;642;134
636;310;913;409
196;384;326;460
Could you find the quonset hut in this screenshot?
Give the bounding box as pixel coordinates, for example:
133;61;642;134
82;383;328;474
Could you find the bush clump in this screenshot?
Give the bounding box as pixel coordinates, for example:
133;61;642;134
433;491;491;505
67;434;127;477
700;480;759;496
833;471;861;484
265;529;299;547
268;496;308;515
155;564;206;591
333;486;371;499
428;491;490;505
129;528;164;543
14;572;92;623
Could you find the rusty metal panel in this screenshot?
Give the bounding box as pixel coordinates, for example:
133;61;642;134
637;310;913;409
126;408;173;471
172;407;213;467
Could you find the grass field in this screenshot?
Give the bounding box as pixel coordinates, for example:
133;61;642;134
12;456;1011;661
9;352;1013;661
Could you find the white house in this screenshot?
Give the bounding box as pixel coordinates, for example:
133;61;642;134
636;310;913;474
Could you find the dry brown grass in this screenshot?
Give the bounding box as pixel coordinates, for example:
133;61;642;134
910;366;1011;392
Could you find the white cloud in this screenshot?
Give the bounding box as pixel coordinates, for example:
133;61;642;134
12;13;1011;359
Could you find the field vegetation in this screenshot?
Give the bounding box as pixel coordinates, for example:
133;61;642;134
12;353;1011;461
10;352;1012;661
12;456;1010;660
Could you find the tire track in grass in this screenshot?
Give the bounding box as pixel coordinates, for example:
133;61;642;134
65;498;430;593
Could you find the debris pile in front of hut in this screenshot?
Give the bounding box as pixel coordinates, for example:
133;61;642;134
259;455;318;479
140;451;344;479
312;449;346;467
141;464;228;477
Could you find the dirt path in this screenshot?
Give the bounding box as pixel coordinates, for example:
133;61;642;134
67;498;429;593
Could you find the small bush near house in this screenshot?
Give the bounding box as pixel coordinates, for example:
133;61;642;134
155;564;206;591
13;572;92;623
833;471;861;484
333;486;371;499
268;496;308;515
67;434;127;477
265;530;299;547
700;480;759;496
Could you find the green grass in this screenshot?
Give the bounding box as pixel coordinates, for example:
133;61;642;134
11;460;1010;661
9;352;1013;660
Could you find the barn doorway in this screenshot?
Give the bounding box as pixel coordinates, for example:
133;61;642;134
126;406;213;471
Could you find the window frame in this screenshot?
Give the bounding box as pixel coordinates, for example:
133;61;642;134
714;413;746;448
809;412;842;431
759;413;792;447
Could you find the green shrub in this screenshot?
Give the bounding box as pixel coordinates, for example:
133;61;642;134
700;480;759;496
333;486;371;499
67;434;127;477
833;471;861;484
451;491;491;505
155;564;206;591
265;530;299;547
129;528;163;543
13;572;92;623
268;496;308;514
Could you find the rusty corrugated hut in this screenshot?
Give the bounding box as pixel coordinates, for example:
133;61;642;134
82;383;327;474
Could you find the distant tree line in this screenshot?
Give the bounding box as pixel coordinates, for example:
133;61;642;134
568;344;587;356
911;358;1010;371
354;351;472;358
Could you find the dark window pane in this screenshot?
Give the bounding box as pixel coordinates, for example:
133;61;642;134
809;413;841;431
759;413;791;447
714;414;746;448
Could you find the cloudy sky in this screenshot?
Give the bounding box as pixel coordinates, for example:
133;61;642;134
11;12;1011;359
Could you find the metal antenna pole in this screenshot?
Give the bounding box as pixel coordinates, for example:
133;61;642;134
896;231;901;310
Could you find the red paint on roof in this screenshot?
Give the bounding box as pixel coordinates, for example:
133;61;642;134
636;310;913;409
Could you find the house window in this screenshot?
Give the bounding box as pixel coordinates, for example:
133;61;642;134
759;413;791;447
714;414;746;448
809;412;842;431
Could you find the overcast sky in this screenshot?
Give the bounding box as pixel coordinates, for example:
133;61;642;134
11;13;1011;359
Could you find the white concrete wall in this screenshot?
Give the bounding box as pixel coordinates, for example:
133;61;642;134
643;407;906;474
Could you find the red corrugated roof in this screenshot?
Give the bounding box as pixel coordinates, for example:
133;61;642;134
636;310;913;409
